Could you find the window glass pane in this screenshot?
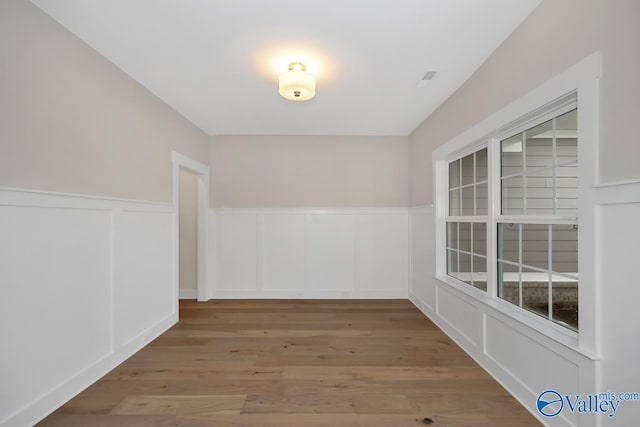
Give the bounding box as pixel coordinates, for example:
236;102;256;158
472;256;487;291
449;189;460;216
522;267;548;319
525;119;553;138
501;134;523;177
525;167;554;214
449;159;460;189
498;261;519;306
498;223;519;264
447;222;458;250
556;109;577;164
556;163;578;215
476;148;488;182
461;185;474;215
447;250;458;278
557;138;577;164
501;176;524;214
458;252;472;286
472;223;487;256
525;119;553;171
476;183;488;215
521;224;548;270
552;225;578;275
459;222;471;253
461;153;474;186
552;275;578;330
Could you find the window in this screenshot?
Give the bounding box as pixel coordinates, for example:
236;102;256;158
446;148;488;291
498;108;579;331
433;54;599;350
441;96;579;332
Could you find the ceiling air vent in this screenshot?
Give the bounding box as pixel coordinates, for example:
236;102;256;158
422;70;438;81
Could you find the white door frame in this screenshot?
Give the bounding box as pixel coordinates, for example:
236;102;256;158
172;151;211;302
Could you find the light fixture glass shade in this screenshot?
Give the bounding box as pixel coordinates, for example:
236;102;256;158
279;62;315;101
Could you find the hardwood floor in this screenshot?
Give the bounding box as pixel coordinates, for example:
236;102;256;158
39;300;541;426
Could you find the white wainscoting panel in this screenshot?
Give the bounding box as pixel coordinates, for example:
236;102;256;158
0;188;177;427
357;214;407;294
216;214;258;292
212;209;408;298
114;210;175;346
262;214;306;292
485;312;580;395
307;214;355;293
0;204;112;427
436;287;481;347
596;180;640;427
409;206;436;310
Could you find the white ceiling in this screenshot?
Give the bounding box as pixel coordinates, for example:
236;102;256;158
31;0;541;136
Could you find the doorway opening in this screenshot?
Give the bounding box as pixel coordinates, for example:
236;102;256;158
172;152;210;303
179;168;198;299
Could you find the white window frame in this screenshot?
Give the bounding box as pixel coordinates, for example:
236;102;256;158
432;53;600;354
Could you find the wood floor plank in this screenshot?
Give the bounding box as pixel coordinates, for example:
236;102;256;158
110;395;246;416
38;299;540;426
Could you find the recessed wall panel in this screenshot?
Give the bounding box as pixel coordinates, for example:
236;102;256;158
437;287;480;346
115;210;174;345
216;214;258;291
358;214;406;293
307;215;355;292
485;314;580;412
0;205;112;422
262;214;306;291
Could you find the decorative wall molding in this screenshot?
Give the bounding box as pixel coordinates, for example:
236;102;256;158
0;187;177;427
594;178;640;205
592;179;640;426
211;208;409;299
4;176;637;426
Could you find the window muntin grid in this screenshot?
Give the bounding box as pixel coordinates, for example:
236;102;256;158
449;148;488;216
447;147;488;292
446;221;488;292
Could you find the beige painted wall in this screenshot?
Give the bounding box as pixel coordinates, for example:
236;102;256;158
210;135;408;208
408;0;610;206
178;169;198;295
599;0;640;183
0;0;209;202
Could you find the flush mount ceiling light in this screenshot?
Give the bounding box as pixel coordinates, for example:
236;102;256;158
279;62;315;101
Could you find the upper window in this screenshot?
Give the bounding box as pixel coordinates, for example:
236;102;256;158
500;109;578;216
449;148;488;216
